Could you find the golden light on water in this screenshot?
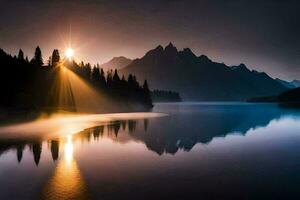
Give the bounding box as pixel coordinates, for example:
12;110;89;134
42;137;89;200
65;48;74;60
64;134;74;164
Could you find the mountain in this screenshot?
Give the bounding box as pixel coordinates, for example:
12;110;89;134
248;86;300;104
275;78;296;89
101;56;132;70
290;80;300;88
120;43;288;101
278;87;300;103
275;79;300;90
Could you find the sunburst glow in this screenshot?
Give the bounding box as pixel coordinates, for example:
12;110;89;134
65;48;74;60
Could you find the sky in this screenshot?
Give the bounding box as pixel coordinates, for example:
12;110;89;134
0;0;299;80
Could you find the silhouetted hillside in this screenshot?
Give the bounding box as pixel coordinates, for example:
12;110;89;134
101;56;132;70
248;87;300;104
151;90;181;102
290;80;300;87
278;87;300;102
121;43;288;101
247;96;278;103
275;78;296;89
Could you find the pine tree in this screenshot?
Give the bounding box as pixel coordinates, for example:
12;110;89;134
113;69;120;82
84;63;92;80
99;68;106;88
51;49;60;67
18;49;24;60
31;46;43;66
128;74;134;85
143;80;150;91
48;56;52;67
142;80;152;106
106;70;113;88
92;66;100;83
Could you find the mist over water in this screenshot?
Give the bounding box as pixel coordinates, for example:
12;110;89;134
1;103;300;199
0;112;166;141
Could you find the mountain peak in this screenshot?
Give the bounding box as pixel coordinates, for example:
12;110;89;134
232;63;250;72
179;48;197;60
101;56;132;70
198;55;212;63
145;45;164;57
166;42;174;48
164;42;178;57
239;63;246;67
164;42;178;52
183;48;192;53
121;44;287;100
239;63;249;70
111;56;128;61
155;45;164;51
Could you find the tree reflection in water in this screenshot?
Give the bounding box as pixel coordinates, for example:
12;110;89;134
0;103;299;199
0;108;292;164
41;134;89;200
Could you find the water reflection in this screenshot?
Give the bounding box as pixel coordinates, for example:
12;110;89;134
1;103;299;163
42;134;89;200
64;135;74;164
50;140;59;161
41;159;89;200
1;103;300;199
16;144;25;163
0;120;147;164
31;143;42;165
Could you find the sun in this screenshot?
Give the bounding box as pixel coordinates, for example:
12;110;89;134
65;48;74;60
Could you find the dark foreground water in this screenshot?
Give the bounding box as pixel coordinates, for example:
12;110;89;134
1;103;300;200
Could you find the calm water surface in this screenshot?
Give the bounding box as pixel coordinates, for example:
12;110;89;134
1;103;300;200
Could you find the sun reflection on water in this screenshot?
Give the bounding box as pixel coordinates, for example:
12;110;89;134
41;134;89;200
64;134;74;164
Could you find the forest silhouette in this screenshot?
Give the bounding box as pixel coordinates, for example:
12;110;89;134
0;47;153;113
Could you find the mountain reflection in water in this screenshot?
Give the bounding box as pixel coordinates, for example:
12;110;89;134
0;103;298;163
1;103;300;200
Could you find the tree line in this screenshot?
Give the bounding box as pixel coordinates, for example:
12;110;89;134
0;46;152;111
151;90;182;102
65;59;152;107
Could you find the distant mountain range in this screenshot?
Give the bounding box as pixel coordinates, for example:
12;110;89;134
120;43;289;101
101;56;132;70
275;78;300;89
291;80;300;87
275;79;295;89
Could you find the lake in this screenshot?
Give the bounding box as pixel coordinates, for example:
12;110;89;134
1;102;300;200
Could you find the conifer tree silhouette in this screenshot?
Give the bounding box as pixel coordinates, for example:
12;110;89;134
31;46;43;66
51;49;60;67
17;49;24;60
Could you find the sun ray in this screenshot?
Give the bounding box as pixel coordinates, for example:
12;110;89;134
65;48;74;60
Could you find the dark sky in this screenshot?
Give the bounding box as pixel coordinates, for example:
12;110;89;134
1;0;299;80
